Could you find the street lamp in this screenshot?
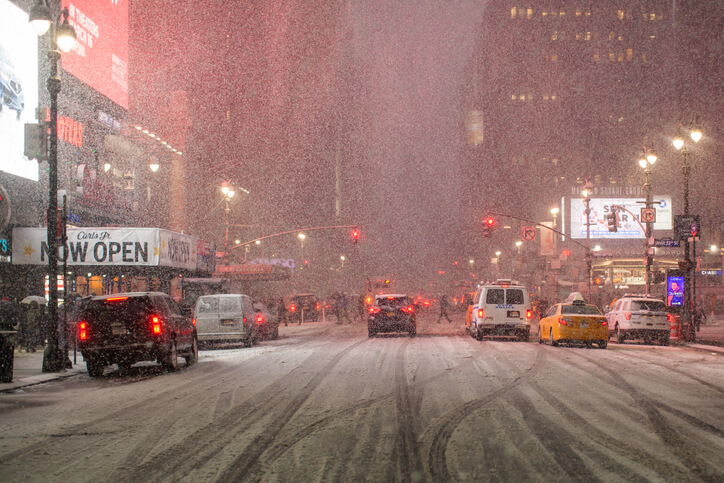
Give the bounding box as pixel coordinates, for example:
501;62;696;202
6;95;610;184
298;233;306;268
673;122;702;341
220;181;235;263
30;0;76;372
639;144;657;296
340;255;346;268
582;179;594;300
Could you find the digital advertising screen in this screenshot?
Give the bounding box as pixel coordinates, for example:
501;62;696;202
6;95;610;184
570;196;673;239
666;275;684;307
0;0;40;181
61;0;128;109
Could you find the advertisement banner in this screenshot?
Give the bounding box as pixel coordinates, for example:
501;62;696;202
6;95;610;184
570;196;672;239
666;275;684;307
12;227;160;266
0;0;40;181
61;0;128;109
540;222;555;256
158;230;198;270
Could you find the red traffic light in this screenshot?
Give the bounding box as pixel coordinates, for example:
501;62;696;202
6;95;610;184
485;217;495;227
351;228;360;244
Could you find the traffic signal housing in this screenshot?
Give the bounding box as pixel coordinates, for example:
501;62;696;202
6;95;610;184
351;228;360;244
482;216;496;238
605;210;618;232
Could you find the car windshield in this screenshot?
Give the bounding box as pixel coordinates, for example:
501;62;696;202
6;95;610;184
560;304;602;315
632;300;666;312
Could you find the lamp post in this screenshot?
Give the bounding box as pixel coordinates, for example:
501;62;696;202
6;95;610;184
298;233;306;268
220;181;235;264
638;145;657;296
30;1;76;373
582;180;594;301
673;123;702;341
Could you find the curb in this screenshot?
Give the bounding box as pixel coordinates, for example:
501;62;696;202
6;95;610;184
0;368;86;393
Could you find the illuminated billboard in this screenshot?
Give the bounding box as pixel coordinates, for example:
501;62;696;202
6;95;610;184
62;0;128;109
0;0;40;181
570;196;673;239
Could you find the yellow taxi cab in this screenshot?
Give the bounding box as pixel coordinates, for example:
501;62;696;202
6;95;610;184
538;292;608;349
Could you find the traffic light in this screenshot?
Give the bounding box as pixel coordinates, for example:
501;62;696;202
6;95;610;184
24;122;47;160
482;216;496;238
605;210;618;232
351;228;360;244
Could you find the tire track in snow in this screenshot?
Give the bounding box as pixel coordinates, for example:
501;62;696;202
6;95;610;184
393;338;423;482
211;338;369;481
570;349;724;482
426;343;546;483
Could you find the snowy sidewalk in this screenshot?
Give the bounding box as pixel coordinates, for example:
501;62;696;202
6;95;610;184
1;348;86;393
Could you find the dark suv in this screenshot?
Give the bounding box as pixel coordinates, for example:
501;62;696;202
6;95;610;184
78;292;198;377
368;294;416;337
288;294;320;322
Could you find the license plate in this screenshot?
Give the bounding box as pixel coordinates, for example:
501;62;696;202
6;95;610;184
221;319;234;326
111;324;125;335
580;322;588;328
508;310;520;318
387;312;395;316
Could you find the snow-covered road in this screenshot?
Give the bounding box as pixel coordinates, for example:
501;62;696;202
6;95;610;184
1;314;723;482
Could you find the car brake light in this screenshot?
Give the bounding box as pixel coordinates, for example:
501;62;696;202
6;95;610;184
316;303;320;310
243;316;247;324
192;318;196;326
624;312;631;320
560;317;573;325
369;307;381;314
107;296;128;302
601;320;608;326
526;309;533;319
402;305;414;313
256;314;264;324
387;296;395;300
290;305;297;312
478;308;484;318
78;321;88;340
150;315;162;334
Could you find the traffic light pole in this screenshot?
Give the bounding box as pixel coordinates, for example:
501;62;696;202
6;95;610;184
232;225;360;249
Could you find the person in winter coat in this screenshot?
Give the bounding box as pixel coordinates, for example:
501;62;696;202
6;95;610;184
25;301;43;352
437;294;452;323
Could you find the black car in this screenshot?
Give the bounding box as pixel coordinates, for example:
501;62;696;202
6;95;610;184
287;294;320;322
78;292;198;377
368;294;416;337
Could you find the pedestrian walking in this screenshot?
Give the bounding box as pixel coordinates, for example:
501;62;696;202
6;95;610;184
341;293;351;324
437;294;452;323
277;298;288;327
355;295;366;322
25;301;43;352
0;296;20;383
332;292;342;324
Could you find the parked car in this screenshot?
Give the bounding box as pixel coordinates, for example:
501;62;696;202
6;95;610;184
538;292;609;349
78;292;198;377
253;302;279;340
606;294;670;345
368;294;416;337
470;279;533;341
193;294;258;347
287;294;320;322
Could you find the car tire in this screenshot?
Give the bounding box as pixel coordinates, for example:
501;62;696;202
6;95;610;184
550;328;558;347
598;340;608;349
616;326;625;344
162;340;178;372
475;327;483;341
185;336;199;366
87;359;104;378
538;327;544;344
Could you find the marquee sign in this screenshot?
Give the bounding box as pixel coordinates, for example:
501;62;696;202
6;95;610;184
12;227;203;271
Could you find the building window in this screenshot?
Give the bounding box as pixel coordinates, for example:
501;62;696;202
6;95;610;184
511;94;517;101
560;9;565;17
542;11;548;17
585;31;591;41
593;53;600;61
642;53;647;62
551;53;558;62
551;94;557;101
609;52;616;61
618;52;624;62
618;10;624;20
576;10;582;17
552;31;558;41
520;94;525;101
626;49;633;61
511;7;516;18
527;8;533;19
609;32;616;41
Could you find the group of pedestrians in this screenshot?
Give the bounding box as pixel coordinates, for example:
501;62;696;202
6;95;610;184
331;292;365;324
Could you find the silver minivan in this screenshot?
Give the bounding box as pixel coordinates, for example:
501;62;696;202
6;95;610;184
193;294;258;347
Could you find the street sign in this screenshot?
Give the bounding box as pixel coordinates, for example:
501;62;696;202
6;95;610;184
674;215;700;240
654;238;680;248
641;207;656;223
521;226;536;241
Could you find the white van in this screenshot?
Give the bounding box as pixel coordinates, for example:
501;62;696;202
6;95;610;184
470;279;533;341
193;294;258;347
